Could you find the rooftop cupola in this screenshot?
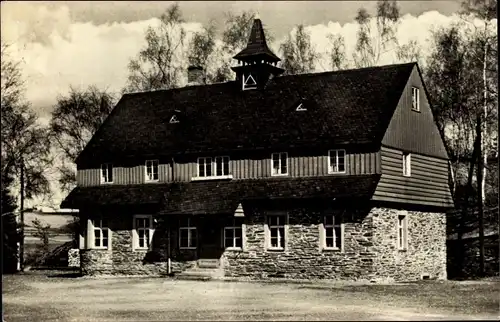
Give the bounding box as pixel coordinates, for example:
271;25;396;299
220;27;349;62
231;18;284;90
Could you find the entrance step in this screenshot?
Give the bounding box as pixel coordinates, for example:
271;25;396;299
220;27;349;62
197;259;220;269
175;267;224;281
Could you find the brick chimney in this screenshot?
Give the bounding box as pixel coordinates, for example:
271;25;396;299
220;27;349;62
187;66;204;86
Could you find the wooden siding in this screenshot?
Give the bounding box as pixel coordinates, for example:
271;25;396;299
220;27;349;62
382;65;448;160
76;151;380;186
373;147;454;207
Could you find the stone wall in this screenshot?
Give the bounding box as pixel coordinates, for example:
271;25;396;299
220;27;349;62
371;207;447;281
223;205;447;282
68;249;80;268
80;215;196;276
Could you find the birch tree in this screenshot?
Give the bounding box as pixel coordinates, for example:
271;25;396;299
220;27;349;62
124;3;186;92
327;34;348;71
280;24;319;75
353;0;400;68
50;86;116;192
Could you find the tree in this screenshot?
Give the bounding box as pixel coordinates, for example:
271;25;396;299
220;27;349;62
2;42;53;271
188;21;218;84
327;34;348;71
396;39;422;64
50;85;115;193
124;3;186;92
353;0;400;68
280;24;320;75
459;0;498;277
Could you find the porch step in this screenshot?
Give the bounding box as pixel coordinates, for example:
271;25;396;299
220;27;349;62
197;259;220;269
175;268;224;281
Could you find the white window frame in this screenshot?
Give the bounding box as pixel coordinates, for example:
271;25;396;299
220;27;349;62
411;87;420;111
100;163;113;184
224;218;243;250
193;156;232;180
179;217;197;250
397;214;408;250
265;212;288;251
132;215;155;251
92;217;110;250
328;149;347;174
271;152;288;176
322;215;344;251
145;159;159;182
403;152;411;177
242;73;257;90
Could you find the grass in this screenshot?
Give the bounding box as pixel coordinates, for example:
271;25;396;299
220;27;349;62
2;272;499;321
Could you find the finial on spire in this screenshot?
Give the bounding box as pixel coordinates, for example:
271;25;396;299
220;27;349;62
254;11;260;20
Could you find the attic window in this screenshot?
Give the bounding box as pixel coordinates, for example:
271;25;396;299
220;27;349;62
296;103;307;111
242;74;257;90
169;115;179;124
411;87;420;111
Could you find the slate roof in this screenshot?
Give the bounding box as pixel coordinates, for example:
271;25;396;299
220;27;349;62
61;175;381;214
76;62;416;166
233;19;280;62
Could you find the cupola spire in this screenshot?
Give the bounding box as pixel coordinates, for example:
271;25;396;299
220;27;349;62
231;18;284;90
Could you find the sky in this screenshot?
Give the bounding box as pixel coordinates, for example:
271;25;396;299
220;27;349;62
0;0;493;210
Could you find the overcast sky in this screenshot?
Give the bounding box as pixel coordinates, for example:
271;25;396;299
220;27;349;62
2;0;491;210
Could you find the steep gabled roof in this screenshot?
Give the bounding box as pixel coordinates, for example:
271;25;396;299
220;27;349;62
233;19;280;62
76;63;416;166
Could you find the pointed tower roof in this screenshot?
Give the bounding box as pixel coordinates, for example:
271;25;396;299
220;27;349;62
233;19;281;62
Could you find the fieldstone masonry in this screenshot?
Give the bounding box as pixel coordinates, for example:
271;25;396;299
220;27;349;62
68;249;80;268
79;206;446;281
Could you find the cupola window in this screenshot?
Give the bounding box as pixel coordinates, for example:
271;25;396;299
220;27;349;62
242;74;257;90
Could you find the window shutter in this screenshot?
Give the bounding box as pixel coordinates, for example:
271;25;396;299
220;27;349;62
108;229;113;251
87;217;94;249
318;221;325;251
242;223;247;252
264;217;269;250
340;223;345;253
284;213;289;251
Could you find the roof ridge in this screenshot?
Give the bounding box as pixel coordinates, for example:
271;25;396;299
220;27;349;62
122;62;417;97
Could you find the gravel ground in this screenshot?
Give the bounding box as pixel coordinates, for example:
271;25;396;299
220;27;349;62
2;272;499;321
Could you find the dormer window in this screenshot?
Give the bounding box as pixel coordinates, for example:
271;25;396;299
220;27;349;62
242;74;257;90
145;160;159;182
101;163;113;184
169;115;179;124
411;87;420;111
296;103;307;111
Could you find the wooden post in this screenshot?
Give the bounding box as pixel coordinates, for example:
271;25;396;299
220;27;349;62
19;158;25;272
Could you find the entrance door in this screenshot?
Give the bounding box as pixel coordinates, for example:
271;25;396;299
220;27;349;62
199;217;222;259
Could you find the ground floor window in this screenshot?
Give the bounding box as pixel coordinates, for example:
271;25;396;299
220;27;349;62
179;217;197;249
133;215;154;250
92;217;109;249
224;219;243;249
323;215;342;250
267;213;287;250
397;214;408;250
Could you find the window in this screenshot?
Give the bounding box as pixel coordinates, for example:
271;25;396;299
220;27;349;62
197;156;230;178
397;214;408;250
242;73;257;90
169;115;179;123
296;103;307;111
93;217;109;249
145;160;159;182
323;215;343;250
411;87;420;111
267;213;287;250
328;149;346;174
271;152;288;176
224;219;243;249
133;215;154;250
101;163;113;183
403;152;411;177
179;217;197;249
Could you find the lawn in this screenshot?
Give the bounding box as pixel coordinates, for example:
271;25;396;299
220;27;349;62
2;272;499;321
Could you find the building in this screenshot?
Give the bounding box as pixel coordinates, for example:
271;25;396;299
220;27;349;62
61;18;454;281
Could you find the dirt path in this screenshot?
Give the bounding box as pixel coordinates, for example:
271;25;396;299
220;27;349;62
3;275;499;321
